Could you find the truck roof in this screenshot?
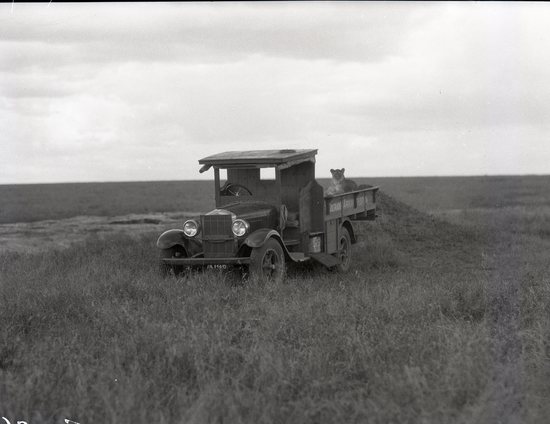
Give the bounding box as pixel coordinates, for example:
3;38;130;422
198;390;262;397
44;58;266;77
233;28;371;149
199;149;318;169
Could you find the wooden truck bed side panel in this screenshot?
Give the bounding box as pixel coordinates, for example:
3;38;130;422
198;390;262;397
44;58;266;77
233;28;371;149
325;219;338;253
324;187;378;221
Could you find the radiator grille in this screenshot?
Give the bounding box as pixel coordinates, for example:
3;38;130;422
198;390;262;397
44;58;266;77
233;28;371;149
201;214;235;258
203;240;235;258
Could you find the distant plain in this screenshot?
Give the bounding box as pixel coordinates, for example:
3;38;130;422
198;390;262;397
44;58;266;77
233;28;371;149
1;175;549;423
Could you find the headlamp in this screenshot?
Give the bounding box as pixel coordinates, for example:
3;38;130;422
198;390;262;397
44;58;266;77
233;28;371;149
183;219;199;237
232;219;250;237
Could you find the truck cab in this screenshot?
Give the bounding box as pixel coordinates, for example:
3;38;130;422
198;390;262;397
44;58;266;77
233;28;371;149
157;149;378;282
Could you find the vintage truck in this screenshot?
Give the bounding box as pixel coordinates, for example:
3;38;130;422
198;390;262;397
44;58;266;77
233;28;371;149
157;149;378;282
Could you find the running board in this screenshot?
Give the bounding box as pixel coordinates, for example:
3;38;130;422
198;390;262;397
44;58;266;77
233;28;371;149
309;253;340;268
287;252;310;262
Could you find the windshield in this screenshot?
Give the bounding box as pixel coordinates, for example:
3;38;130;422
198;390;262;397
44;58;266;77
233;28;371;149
216;166;279;207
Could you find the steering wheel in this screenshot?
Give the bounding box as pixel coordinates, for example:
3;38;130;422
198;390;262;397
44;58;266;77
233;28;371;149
220;182;252;197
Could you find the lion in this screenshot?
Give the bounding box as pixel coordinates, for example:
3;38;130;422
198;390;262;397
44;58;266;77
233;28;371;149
325;168;358;196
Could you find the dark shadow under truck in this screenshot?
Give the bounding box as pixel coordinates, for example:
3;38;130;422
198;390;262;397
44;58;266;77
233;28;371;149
157;149;378;282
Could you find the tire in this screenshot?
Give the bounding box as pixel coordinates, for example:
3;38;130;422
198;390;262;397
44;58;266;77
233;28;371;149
159;245;187;277
249;238;286;283
335;227;352;273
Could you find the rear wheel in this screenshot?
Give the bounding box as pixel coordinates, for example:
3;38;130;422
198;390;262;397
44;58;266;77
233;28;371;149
159;245;187;277
249;238;286;283
335;227;352;273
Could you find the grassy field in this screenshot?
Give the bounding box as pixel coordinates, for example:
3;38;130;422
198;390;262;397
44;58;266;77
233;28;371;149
3;175;549;224
0;180;212;224
1;176;549;423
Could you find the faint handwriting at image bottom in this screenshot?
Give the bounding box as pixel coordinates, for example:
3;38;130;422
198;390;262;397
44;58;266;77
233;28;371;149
1;418;80;424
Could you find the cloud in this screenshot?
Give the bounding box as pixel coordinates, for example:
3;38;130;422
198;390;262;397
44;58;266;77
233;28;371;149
0;71;81;99
327;4;550;135
1;2;550;183
1;2;428;69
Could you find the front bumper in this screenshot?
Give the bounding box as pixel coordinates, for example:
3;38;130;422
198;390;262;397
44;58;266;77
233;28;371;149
162;257;250;266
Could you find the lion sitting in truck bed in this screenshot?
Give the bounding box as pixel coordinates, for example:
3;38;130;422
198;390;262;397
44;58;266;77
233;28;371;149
326;168;358;196
326;168;372;196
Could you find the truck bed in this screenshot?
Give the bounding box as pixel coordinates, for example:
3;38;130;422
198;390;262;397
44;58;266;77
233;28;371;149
324;186;379;221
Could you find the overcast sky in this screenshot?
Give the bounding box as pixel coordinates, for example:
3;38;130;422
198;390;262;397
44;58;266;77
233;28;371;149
1;2;549;183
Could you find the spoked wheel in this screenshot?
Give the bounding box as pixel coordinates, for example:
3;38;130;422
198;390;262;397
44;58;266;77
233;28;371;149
335;227;352;273
159;245;187;277
249;238;286;283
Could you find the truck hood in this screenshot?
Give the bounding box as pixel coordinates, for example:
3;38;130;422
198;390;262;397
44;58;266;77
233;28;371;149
204;201;279;233
215;201;277;220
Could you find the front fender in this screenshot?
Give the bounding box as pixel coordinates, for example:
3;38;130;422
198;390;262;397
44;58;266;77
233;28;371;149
157;229;187;250
244;229;303;262
157;229;203;256
244;229;282;249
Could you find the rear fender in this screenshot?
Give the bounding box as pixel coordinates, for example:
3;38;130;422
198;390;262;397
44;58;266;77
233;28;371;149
244;229;295;261
341;219;357;244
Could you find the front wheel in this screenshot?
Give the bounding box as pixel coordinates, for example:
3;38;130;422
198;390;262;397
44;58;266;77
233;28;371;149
335;227;352;273
249;238;286;283
159;245;187;277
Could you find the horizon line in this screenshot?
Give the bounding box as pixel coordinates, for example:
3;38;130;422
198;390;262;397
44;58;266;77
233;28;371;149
1;173;549;186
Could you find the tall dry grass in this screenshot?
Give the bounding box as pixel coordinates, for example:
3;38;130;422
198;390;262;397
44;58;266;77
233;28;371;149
2;190;549;423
